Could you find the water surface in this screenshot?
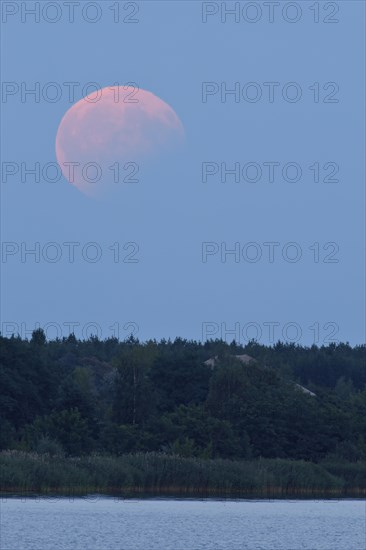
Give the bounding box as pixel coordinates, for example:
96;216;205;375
1;497;365;549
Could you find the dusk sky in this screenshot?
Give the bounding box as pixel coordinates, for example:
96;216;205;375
1;1;365;345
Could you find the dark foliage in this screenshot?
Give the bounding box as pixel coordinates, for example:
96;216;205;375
0;332;365;466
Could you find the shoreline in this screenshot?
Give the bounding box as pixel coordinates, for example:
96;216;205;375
2;451;365;500
2;488;366;499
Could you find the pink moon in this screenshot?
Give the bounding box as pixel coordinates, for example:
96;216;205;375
55;86;184;196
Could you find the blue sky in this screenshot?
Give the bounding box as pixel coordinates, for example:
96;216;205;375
1;1;365;345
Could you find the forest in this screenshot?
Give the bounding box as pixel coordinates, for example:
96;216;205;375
1;330;365;496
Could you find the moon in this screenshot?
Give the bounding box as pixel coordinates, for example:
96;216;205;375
55;85;184;196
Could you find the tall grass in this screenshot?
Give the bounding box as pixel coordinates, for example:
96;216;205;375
1;450;364;498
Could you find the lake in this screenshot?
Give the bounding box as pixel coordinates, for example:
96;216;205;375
1;497;365;549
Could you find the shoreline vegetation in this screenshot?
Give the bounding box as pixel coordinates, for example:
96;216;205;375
2;333;365;500
1;451;365;499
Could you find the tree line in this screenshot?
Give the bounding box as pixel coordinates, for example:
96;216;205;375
1;330;365;463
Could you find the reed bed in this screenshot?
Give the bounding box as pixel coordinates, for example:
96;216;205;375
1;451;365;498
